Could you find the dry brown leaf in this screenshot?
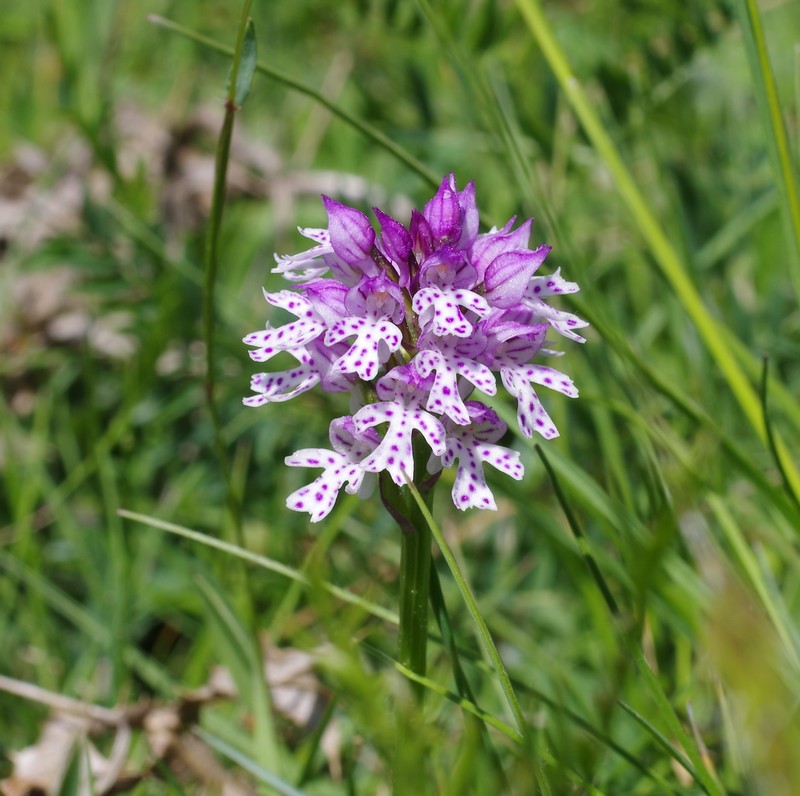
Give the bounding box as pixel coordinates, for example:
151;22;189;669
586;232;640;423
0;713;128;796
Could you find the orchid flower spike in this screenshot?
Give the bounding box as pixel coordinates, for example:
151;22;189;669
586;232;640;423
244;174;586;521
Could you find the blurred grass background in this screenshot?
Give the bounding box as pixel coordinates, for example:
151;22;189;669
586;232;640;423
2;0;800;793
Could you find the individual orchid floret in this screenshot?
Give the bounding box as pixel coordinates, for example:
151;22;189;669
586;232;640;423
422;173;479;251
521;265;587;343
413;251;490;338
414;333;496;425
430;402;524;511
321;196;380;284
243;346;320;406
244;172;586;520
272;228;333;283
469;217;532;281
243;289;325;362
374;207;413;287
325;316;403;381
354;365;447;486
285;417;380;522
323;274;405;380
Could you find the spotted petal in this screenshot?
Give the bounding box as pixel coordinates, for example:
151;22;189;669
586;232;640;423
415;349;496;425
412;287;490;338
526;268;580;298
440;431;523;511
243;350;320;406
272;228;332;282
325;317;403;380
243;290;325;361
284;417;380;522
523;297;588;343
500;366;559;439
284;452;363;523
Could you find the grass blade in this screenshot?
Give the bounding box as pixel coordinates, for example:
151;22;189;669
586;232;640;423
146;14;439;188
117;508;398;625
735;0;800;301
403;481;527;736
195;573;280;774
195;727;309;796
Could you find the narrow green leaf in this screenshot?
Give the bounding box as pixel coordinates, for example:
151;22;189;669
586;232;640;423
195;727;309;796
403;479;527;736
228;19;257;106
146;14;439;187
707;494;800;670
616;699;702;786
535;444;619;616
760;356;800;510
633;650;725;796
363;642;522;742
735;0;800;303
117;508;398;624
195;574;258;690
511;0;800;499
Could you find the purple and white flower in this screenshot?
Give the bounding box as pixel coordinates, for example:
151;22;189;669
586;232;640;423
244;174;585;521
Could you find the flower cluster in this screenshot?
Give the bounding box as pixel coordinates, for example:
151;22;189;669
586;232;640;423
244;174;586;521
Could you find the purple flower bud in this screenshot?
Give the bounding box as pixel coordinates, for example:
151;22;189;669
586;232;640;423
322;196;376;271
470;217;533;281
455;180;479;249
484;246;551;308
423;174;463;246
374;207;412;284
410;209;435;260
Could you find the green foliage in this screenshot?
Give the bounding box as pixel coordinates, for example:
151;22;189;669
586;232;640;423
2;0;800;793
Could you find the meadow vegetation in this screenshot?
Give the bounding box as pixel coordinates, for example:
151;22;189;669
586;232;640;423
2;0;800;793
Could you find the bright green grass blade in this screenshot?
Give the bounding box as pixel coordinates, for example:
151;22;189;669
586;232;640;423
724;327;800;439
146;14;439;189
269;494;357;638
735;0;800;302
403;481;526;736
760;357;800;509
553;301;800;527
427;566;512;789
512;0;800;500
616;699;704;788
117;509;398;625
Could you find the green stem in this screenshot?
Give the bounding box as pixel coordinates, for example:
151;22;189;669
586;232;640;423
380;470;435;698
203;2;252;544
147;14;439;189
404;479;527;736
397;509;432;696
379;463;436;795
